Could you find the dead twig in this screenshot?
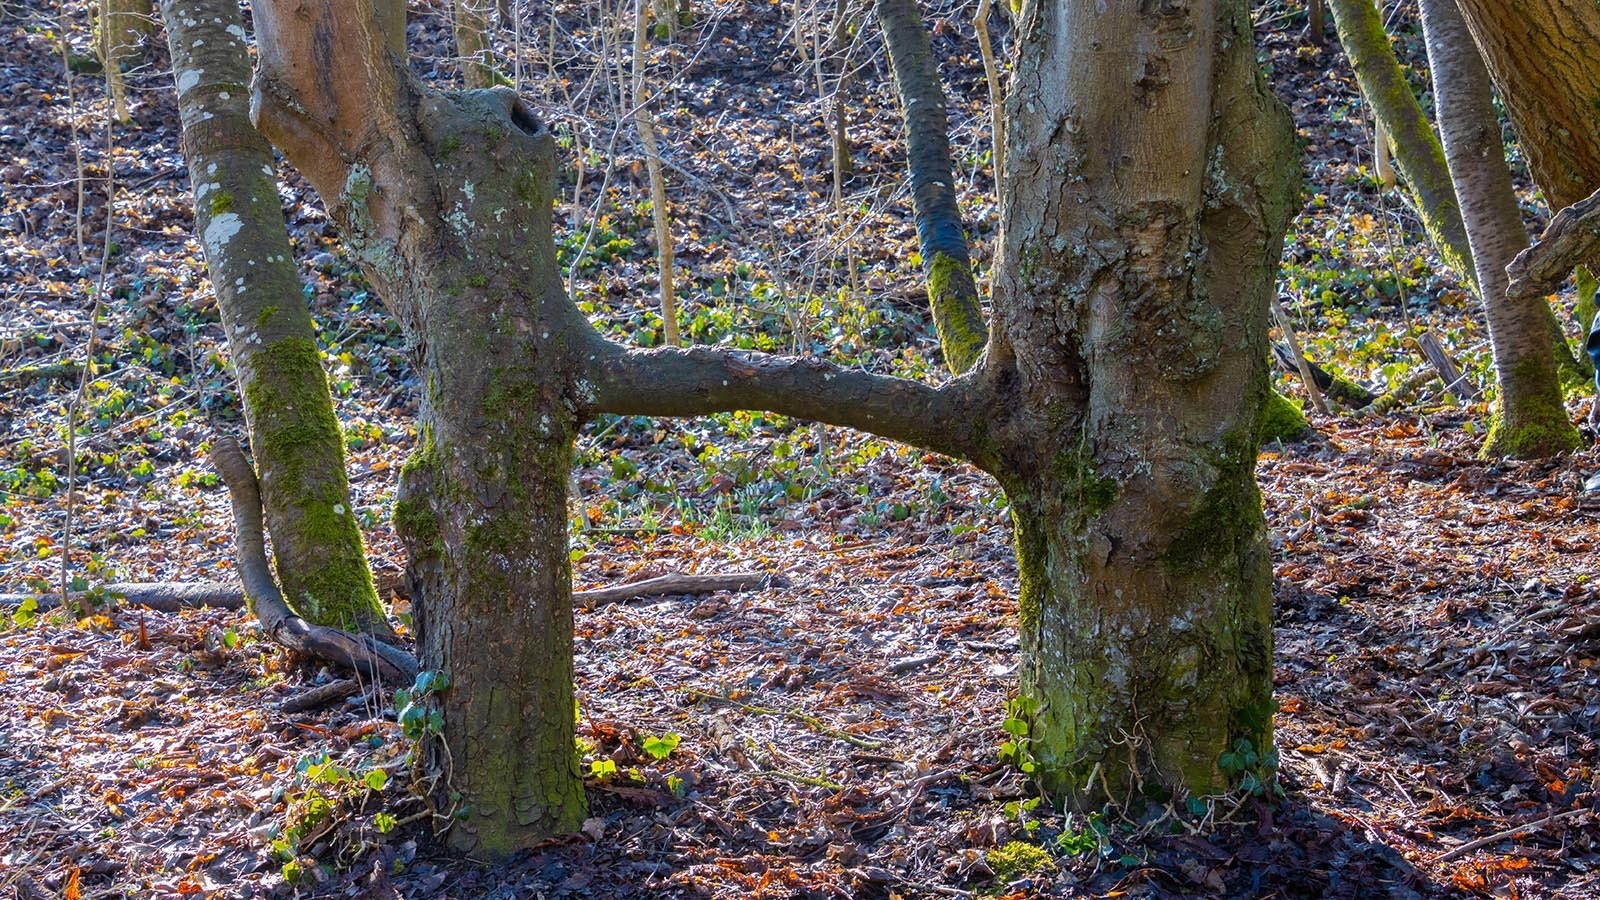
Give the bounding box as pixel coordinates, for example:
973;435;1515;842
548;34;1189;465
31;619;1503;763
1432;807;1593;863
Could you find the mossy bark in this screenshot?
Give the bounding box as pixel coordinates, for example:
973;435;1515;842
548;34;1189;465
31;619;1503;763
877;0;986;374
987;0;1297;804
1327;0;1477;291
1418;0;1580;459
162;0;389;637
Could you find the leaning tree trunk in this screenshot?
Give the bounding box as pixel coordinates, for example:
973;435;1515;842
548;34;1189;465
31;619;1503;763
1453;0;1600;370
876;0;986;374
984;0;1299;803
1418;0;1579;458
161;0;391;637
1326;0;1476;291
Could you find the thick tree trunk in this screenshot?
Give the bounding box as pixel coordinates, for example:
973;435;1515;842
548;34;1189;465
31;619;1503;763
987;0;1297;803
1326;0;1476;291
162;0;390;637
1418;0;1579;458
876;0;986;374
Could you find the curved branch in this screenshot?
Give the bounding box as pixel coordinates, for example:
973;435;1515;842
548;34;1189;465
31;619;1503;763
211;438;418;685
1506;186;1600;300
584;346;990;465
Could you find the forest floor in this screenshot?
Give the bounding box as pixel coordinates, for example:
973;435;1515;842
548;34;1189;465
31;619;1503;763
1;1;1598;897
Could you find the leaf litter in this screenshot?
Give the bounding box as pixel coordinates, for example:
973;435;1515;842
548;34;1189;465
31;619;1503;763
0;1;1596;897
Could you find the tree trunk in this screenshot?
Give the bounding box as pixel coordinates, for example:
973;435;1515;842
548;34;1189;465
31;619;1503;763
99;0;152;123
455;0;499;88
1326;0;1477;291
1452;0;1600;381
244;0;1296;851
161;0;391;637
984;0;1297;803
1418;0;1579;458
876;0;986;374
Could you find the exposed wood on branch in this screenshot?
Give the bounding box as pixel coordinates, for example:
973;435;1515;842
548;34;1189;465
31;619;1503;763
1506;187;1600;300
1417;330;1480;403
0;362;83;385
577;572;776;609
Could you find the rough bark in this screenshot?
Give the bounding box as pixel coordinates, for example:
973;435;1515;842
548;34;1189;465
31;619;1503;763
982;0;1298;803
1326;0;1476;290
876;0;987;374
1453;0;1600;380
162;0;391;637
243;0;1298;848
1418;0;1579;458
1450;0;1600;215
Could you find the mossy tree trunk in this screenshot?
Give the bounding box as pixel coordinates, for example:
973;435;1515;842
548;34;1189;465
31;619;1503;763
875;0;986;374
161;0;390;638
246;0;1294;851
1418;0;1579;458
1326;0;1476;290
454;0;499;88
978;0;1296;803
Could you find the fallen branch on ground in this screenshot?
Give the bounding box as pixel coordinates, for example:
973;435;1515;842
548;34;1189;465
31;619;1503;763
1;572;777;613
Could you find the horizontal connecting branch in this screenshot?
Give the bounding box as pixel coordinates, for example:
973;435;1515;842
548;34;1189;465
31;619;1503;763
584;345;987;464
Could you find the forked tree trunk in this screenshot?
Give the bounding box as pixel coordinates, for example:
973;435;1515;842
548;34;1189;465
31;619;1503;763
876;0;986;374
161;0;391;637
1326;0;1476;290
246;0;1295;852
1418;0;1579;458
986;0;1297;802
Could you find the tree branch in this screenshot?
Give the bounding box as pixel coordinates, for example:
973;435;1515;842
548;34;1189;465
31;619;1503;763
1506;186;1600;299
584;345;988;464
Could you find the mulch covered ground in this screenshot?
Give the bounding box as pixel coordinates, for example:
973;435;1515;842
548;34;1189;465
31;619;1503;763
1;1;1596;897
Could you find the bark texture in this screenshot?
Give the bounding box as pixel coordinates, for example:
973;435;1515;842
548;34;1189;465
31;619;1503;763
1451;0;1600;215
162;0;390;636
99;0;152;123
876;0;986;374
252;1;594;853
243;0;1299;848
983;0;1298;803
1326;0;1476;290
1418;0;1579;458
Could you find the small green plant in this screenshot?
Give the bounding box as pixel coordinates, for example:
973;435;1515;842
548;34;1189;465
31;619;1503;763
998;696;1037;774
642;732;680;761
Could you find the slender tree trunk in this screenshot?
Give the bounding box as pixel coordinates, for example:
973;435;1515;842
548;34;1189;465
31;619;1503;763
633;0;680;346
1453;0;1600;382
161;0;390;637
986;0;1298;803
1418;0;1578;458
99;0;152;124
1326;0;1476;291
455;0;498;88
876;0;986;374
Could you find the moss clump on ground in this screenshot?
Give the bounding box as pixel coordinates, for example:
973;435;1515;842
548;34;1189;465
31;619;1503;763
986;840;1054;882
1258;391;1310;444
